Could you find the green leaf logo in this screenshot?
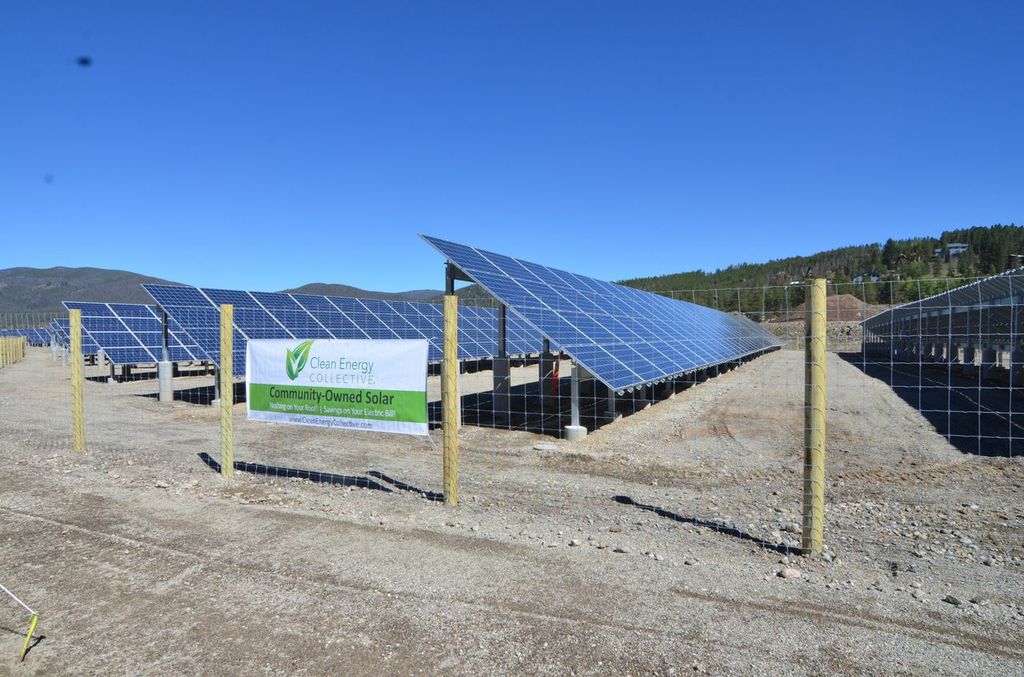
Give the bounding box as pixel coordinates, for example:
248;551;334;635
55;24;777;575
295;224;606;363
285;340;314;380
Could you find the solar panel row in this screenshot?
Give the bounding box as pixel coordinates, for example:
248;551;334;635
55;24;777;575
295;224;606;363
422;235;782;392
49;320;66;345
62;302;205;365
143;285;543;367
0;328;51;346
50;318;100;355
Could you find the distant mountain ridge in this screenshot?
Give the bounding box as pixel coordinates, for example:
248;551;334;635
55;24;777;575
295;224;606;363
4;224;1018;314
0;267;444;313
0;267;183;314
280;283;441;302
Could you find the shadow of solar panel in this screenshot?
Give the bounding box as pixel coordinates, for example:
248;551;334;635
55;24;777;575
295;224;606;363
421;235;782;392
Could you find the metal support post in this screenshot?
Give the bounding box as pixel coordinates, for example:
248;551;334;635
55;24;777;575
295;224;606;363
564;362;586;441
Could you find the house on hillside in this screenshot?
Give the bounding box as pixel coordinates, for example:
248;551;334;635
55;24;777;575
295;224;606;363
934;243;969;261
853;272;881;284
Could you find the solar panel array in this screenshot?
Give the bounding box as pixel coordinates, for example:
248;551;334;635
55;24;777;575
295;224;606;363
50;319;68;345
50;318;100;355
422;235;782;392
62;302;205;365
143;285;542;367
862;266;1024;335
0;328;51;346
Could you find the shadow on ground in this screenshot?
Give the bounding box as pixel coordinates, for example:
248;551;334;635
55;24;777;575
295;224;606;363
138;380;246;405
197;452;391;492
613;495;798;555
87;365;213;384
367;470;443;502
0;625;44;660
838;351;1024;457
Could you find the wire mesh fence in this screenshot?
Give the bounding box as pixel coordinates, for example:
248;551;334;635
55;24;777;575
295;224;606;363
3;274;1018;550
0;312;73;455
5;276;1024;671
848;275;1022;457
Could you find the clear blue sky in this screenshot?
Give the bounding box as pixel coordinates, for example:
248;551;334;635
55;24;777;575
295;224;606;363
2;1;1021;291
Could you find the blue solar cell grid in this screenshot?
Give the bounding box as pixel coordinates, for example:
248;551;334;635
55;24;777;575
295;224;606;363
50;317;99;355
421;235;781;392
62;302;205;364
0;328;51;345
144;284;545;368
50;320;68;346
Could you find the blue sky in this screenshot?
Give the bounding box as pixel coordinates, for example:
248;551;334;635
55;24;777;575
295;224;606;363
2;1;1021;291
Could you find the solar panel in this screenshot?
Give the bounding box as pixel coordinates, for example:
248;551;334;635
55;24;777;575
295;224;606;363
51;317;100;355
0;328;51;345
422;235;781;392
144;284;544;368
62;302;205;365
50;320;67;346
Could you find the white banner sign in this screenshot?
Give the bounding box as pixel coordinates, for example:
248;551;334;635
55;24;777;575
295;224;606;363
246;339;429;436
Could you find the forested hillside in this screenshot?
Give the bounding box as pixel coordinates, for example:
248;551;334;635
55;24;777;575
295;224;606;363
621;224;1023;314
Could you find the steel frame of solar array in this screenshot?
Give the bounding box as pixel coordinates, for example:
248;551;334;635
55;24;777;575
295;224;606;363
860;268;1024;366
49;320;67;345
0;328;51;346
422;235;782;393
143;284;542;368
862;268;1024;348
62;302;206;365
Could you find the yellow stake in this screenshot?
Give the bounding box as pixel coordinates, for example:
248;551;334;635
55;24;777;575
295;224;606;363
70;309;85;452
220;304;234;478
442;295;459;506
801;278;827;555
19;613;38;661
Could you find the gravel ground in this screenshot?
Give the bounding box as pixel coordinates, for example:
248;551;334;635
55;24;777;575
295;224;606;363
0;348;1022;675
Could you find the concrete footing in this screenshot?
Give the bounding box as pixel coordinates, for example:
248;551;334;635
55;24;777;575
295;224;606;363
158;361;174;403
564;424;587;441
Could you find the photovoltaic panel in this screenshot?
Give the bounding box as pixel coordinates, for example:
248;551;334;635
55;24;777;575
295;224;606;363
144;284;544;367
50;320;67;346
62;302;204;365
421;235;782;392
30;328;51;345
862;267;1024;337
50;317;100;355
0;328;51;346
